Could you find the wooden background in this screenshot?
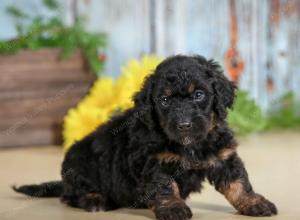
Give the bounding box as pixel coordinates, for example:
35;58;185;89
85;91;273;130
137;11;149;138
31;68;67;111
0;49;95;147
79;0;300;112
1;0;300;111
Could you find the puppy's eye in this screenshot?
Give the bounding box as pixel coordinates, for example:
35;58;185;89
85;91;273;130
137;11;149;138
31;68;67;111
160;96;169;106
193;90;205;101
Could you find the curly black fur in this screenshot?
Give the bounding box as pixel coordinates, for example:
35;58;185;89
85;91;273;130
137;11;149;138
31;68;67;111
13;55;277;219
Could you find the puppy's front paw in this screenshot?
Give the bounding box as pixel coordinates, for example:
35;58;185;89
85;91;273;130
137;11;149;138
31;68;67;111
240;194;277;217
154;200;192;220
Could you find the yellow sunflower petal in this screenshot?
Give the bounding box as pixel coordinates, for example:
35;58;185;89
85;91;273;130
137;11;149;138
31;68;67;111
63;55;163;151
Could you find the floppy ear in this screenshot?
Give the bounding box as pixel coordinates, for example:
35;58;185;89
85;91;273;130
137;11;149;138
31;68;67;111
133;74;155;106
193;56;236;121
132;74;156;129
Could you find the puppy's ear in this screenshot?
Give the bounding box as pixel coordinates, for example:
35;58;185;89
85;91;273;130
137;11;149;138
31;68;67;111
133;74;155;106
132;74;156;129
211;69;236;120
193;55;236;120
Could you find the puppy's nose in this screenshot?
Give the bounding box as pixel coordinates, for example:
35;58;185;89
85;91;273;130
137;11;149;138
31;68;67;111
177;122;192;131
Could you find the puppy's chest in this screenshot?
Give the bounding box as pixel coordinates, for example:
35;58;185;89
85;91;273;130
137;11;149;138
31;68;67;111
156;146;236;170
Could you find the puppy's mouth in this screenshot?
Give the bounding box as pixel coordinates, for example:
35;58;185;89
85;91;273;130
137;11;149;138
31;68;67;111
165;129;196;146
177;129;207;146
181;136;193;146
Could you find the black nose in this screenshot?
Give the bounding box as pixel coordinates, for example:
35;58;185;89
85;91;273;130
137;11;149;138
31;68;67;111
177;122;192;131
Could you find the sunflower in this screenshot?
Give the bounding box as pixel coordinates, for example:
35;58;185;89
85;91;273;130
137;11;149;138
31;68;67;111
63;55;162;151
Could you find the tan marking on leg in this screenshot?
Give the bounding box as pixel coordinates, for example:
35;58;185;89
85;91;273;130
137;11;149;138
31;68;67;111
171;181;180;199
156;152;196;169
219;179;265;214
191;156;219;169
156;151;224;170
156;152;182;164
218;148;236;160
206;156;219;167
156;196;183;209
219;179;250;212
153;181;183;210
221;179;244;204
85;193;101;199
208;113;216;131
244;195;261;206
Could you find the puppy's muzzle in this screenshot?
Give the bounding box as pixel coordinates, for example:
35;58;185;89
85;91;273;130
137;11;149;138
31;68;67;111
177;121;192;131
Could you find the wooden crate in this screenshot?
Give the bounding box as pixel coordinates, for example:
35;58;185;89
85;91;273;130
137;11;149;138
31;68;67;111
0;49;96;147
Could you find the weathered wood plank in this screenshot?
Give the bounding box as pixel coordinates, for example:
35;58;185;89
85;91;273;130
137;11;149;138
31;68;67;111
156;0;299;110
0;126;63;148
0;70;94;92
0;48;95;147
0;48;83;65
79;0;151;77
0;48;95;92
0;84;91;99
0;88;88;118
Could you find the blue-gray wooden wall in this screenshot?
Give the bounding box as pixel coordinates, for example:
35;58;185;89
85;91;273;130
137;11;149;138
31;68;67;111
1;0;299;111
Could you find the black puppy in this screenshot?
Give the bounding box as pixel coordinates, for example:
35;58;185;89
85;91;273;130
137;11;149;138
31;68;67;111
13;55;277;219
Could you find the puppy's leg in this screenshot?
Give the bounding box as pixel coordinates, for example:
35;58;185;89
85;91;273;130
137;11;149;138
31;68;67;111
61;170;108;212
144;173;192;220
207;154;277;216
62;192;107;212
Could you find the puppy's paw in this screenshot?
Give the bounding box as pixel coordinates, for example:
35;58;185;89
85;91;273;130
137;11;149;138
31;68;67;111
79;193;106;212
154;201;192;220
240;194;277;217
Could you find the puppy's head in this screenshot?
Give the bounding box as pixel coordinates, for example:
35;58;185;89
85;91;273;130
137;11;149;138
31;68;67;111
134;55;236;146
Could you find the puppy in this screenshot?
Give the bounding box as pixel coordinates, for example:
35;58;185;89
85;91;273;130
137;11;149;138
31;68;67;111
13;55;277;219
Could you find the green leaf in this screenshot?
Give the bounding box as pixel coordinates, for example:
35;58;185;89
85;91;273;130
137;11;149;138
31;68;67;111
43;0;60;10
228;91;266;135
265;92;300;130
1;3;107;76
6;6;29;18
0;40;21;53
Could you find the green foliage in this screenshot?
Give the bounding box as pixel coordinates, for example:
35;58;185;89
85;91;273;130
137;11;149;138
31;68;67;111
6;6;29;19
228;91;266;135
43;0;59;10
228;91;300;135
0;0;106;76
265;92;300;130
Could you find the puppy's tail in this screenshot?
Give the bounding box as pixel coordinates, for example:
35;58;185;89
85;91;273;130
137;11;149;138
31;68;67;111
12;181;62;197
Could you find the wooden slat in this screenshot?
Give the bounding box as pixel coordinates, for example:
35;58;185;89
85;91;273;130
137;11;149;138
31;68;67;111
143;0;300;110
0;126;63;148
0;49;94;92
83;0;151;77
0;48;95;147
0;82;92;99
0;87;88;118
0;61;87;72
0;70;94;92
0;59;84;72
1;115;70;130
0;48;82;65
